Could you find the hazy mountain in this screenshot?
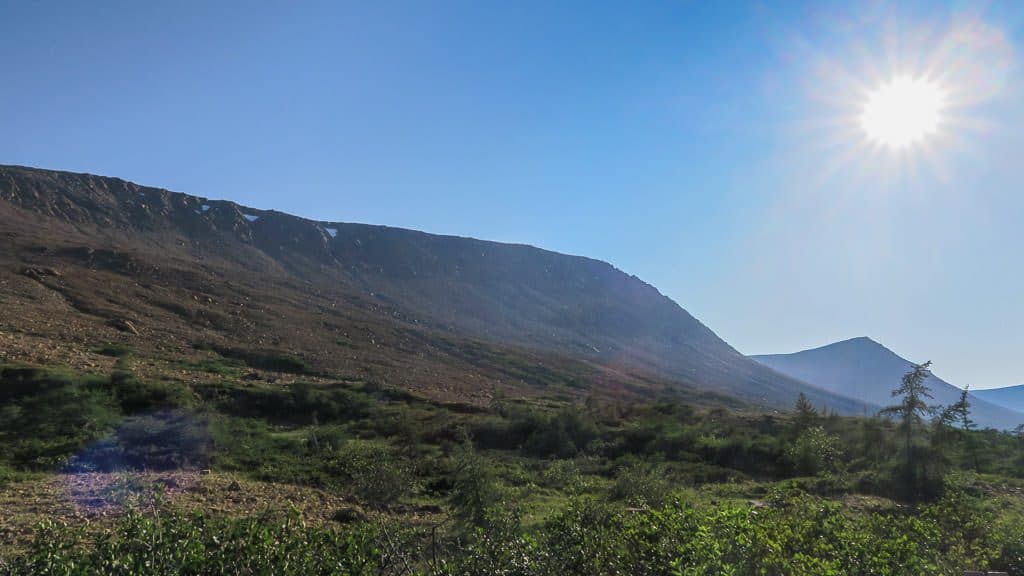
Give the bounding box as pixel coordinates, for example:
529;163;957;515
0;165;867;413
752;337;1024;429
974;385;1024;416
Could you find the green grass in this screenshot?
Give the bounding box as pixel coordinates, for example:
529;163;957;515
171;357;245;376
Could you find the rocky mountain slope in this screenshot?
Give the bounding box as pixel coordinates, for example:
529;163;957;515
752;337;1023;429
0;165;866;412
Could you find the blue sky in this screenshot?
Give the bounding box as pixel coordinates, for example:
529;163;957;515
2;1;1022;388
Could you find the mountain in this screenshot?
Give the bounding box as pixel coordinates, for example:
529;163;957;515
974;385;1024;416
0;164;866;413
752;337;1024;429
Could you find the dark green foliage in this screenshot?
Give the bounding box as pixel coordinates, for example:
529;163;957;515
522;408;600;458
290;382;371;423
473;405;600;458
93;343;133;357
108;370;194;413
0;366;202;472
0;367;120;469
880;361;936;431
449;443;500;528
880;362;942;501
792;391;819;435
0;462;16;488
201;381;369;425
197;343;312;374
68;411;212;472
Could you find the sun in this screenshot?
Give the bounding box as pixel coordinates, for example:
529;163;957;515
860;75;947;149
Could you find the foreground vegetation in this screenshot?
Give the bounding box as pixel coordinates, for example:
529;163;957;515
4;475;1023;575
2;350;1024;574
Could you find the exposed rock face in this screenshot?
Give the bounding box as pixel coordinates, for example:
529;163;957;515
251;211;334;262
18;266;60;280
107;318;139;335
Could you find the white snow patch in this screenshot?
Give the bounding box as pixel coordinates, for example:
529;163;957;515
243;213;259;222
201;204;210;212
325;227;338;238
193;209;202;215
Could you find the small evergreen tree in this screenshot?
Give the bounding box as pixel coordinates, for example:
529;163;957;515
955;387;975;432
792;392;819;435
881;362;935;449
880;361;936;500
449;442;498;529
954;387;979;470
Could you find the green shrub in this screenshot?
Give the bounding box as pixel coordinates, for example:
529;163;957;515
0;369;121;470
609;463;674;507
540;459;590;495
6;509;383;575
205;344;312;374
207;416;337;487
93;343;133;358
785;425;843;476
203;382;369;425
523;409;600;458
0;462;14;487
340;442;416;509
67;411;212;472
449;443;500;529
106;372;194;413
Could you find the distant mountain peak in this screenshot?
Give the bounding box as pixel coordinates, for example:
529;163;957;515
752;338;1024;429
829;336;885;348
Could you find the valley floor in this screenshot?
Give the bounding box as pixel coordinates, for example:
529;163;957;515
3;350;1024;574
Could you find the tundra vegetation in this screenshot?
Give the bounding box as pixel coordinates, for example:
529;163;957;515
1;356;1024;575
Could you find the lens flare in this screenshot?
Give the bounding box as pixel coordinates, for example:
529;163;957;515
860;76;947;149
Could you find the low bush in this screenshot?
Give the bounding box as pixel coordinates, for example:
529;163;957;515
4;509;383;576
92;343;133;357
203;344;313;375
339;442;417;509
608;462;674;507
67;411;212;472
106;372;194;413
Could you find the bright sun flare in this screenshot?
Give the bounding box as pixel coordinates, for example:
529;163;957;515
860;75;946;149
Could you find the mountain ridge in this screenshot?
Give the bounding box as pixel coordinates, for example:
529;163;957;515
974;384;1024;415
0;164;868;413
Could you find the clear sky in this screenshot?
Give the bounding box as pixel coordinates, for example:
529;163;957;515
2;1;1022;389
